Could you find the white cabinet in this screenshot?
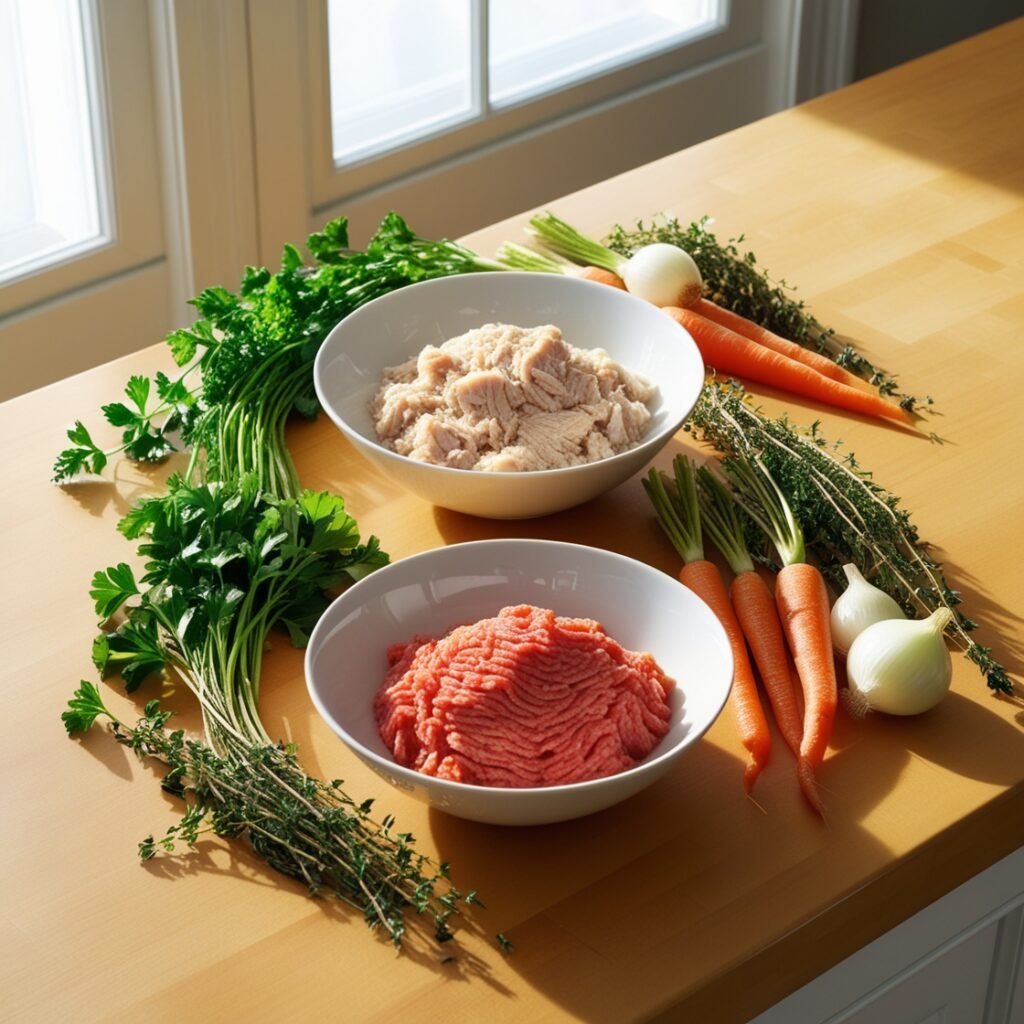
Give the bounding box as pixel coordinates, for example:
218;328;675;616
750;847;1024;1024
840;922;997;1024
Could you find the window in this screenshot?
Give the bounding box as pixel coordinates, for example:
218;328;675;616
327;1;474;166
0;0;108;283
1;0;167;400
488;0;720;107
326;0;724;169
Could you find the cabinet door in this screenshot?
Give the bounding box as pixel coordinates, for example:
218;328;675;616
838;921;998;1024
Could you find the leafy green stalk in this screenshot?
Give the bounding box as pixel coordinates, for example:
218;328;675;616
694;467;755;576
94;475;385;747
719;457;806;568
689;380;1011;694
495;241;576;274
526;212;627;276
641;455;704;565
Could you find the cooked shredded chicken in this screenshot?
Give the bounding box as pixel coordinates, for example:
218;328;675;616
369;323;656;471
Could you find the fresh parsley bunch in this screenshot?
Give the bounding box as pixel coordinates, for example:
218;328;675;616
53;213;503;497
59;214;498;947
63;474;470;944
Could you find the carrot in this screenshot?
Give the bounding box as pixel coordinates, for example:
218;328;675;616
774;563;837;773
694;298;863;388
643;458;771;795
697;465;823;816
663;306;913;426
724;457;838;813
679;559;772;795
574;265;627;289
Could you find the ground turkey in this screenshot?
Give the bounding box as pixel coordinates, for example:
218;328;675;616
369;323;656;471
374;604;675;788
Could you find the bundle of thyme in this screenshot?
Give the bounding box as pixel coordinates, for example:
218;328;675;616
606;216;931;415
65;683;469;943
65;473;471;943
689;380;1011;695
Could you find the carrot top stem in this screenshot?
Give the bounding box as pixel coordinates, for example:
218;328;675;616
722;457;805;567
527;211;626;277
695;466;755;575
495;241;574;273
642;457;703;564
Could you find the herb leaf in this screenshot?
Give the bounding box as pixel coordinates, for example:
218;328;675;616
62;680;112;735
90;563;140;620
53;421;107;481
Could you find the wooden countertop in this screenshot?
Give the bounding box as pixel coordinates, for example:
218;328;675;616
3;20;1024;1024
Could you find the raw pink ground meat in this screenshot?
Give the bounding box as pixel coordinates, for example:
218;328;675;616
374;604;675;788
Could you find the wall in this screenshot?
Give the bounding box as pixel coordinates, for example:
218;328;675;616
854;0;1023;80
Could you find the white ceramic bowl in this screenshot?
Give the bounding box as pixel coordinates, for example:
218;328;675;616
305;539;733;826
313;271;704;519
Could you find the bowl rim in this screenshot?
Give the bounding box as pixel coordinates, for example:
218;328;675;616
304;537;733;798
311;270;705;480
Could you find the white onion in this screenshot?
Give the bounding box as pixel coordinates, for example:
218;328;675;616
621;243;703;308
844;608;954;717
829;563;906;655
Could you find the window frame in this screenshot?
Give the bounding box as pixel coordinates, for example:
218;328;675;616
0;0;164;319
301;0;761;213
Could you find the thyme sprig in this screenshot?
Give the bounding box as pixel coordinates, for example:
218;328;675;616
58;215;497;948
67;474;474;944
65;685;464;944
689;380;1011;694
606;216;932;414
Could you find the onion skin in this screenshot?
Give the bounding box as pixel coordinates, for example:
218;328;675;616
845;609;954;716
622;243;703;308
830;563;906;656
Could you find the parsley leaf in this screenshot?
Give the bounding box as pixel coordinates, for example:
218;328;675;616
62;680;111;735
90;563;140;620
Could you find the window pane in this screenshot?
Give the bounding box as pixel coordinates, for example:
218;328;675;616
327;0;474;166
489;0;721;107
0;0;105;283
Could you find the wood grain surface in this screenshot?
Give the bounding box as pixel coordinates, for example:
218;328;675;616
3;20;1024;1024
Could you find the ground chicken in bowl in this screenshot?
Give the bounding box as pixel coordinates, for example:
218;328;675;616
369;322;656;471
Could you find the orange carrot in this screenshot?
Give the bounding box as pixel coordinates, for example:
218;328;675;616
696;465;823;816
679;560;772;794
723;457;838;815
643;459;771;795
663;306;913;426
694;298;863;388
573;265;627;290
774;562;837;773
730;571;803;757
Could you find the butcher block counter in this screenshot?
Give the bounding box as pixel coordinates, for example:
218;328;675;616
3;20;1024;1024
